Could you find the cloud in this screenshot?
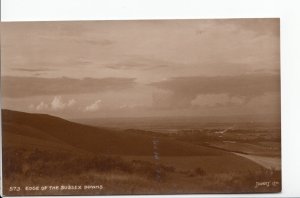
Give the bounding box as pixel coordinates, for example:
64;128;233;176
29;96;77;111
35;101;49;111
82;38;114;46
150;73;280;109
2;76;136;98
50;96;76;111
104;57;171;70
119;104;144;110
11;68;54;72
191;94;245;107
151;74;279;97
67;99;77;107
85;99;102;112
39;35;114;47
228;18;279;37
51;96;66;110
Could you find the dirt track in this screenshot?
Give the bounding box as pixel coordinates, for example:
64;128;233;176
233;152;281;170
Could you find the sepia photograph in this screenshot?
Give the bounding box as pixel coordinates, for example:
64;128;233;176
1;18;281;195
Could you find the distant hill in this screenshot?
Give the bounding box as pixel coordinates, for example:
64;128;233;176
2;109;229;156
74;113;281;131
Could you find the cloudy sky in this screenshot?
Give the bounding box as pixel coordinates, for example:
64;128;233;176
1;19;280;119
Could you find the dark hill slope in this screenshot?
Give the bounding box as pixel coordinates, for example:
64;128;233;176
2;109;227;156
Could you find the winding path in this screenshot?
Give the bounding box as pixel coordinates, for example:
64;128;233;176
233;152;281;170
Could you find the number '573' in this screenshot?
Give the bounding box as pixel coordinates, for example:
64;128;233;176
9;186;21;191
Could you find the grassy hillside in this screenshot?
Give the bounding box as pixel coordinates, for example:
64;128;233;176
1;109;281;195
2;109;228;156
